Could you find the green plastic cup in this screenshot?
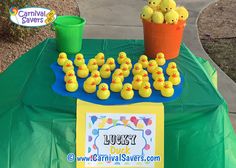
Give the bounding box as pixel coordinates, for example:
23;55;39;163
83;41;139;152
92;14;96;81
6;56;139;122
53;16;86;54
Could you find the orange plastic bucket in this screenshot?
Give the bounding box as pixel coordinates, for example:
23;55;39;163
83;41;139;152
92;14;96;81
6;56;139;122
142;19;186;60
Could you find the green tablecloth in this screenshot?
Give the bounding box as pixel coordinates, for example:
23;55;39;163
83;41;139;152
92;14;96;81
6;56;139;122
0;39;236;168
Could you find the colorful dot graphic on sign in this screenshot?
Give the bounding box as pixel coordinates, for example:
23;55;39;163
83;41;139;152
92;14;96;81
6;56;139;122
88;147;91;153
107;118;113;124
91;116;98;124
145;129;152;135
93;144;97;150
92;129;98;135
9;7;18;16
88;135;92;142
144;144;150;150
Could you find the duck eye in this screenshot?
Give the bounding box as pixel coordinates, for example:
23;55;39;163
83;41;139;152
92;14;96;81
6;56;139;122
166;8;168;10
143;14;145;17
153;2;155;4
172;20;174;22
170;8;172;10
181;16;183;18
149;2;151;4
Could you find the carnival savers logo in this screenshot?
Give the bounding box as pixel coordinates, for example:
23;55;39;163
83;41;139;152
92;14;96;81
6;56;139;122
9;7;56;27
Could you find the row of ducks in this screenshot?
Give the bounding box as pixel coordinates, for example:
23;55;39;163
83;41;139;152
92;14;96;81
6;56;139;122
58;52;166;75
141;0;189;24
57;52;181;100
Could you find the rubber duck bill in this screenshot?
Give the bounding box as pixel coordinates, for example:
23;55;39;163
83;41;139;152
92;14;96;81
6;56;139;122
105;68;110;72
93;62;97;65
68;73;74;76
91;82;96;86
126;87;131;91
144;86;149;89
109;62;113;65
94;74;99;78
77;58;81;60
172;74;177;78
101;87;107;91
135;67;140;70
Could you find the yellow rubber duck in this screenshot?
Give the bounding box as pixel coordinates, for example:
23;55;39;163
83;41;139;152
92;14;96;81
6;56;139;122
120;63;130;77
57;52;68;66
74;53;85;67
138;55;149;68
77;64;89;78
169;69;180;76
168;72;181;85
139;70;149;82
123;58;132;70
160;0;176;13
132;63;143;76
95;52;105;66
165;10;179;24
100;64;111;79
148;0;161;11
161;81;174;97
166;62;178;75
87;58;98;72
63;60;74;73
66;79;78;92
83;77;97;93
141;5;154;22
117;52;127;64
153;76;165;90
155;52;166;66
91;70;102;85
65;75;77;84
64;69;75;82
112;69;124;82
110;76;123;92
139;82;152;98
97;83;110;100
152;11;164;24
147;60;158;73
152;67;164;80
175;6;189;21
121;83;134;100
132;74;143;90
106;57;116;71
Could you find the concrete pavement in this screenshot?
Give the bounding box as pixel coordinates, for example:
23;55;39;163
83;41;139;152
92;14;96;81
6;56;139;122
79;0;236;112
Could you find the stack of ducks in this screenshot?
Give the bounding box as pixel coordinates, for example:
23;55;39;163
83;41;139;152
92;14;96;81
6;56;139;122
140;0;189;24
56;51;181;100
57;52;79;92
